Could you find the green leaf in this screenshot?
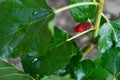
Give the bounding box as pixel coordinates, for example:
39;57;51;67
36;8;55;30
99;19;120;53
87;67;108;80
21;41;80;78
67;59;108;80
0;58;34;80
70;0;96;22
98;22;114;53
0;0;54;57
21;27;81;78
75;60;95;80
101;48;120;76
74;60;108;80
41;74;74;80
111;19;120;47
0;74;34;80
0;67;22;76
38;42;77;74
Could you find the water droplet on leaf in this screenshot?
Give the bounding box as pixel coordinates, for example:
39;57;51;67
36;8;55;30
33;11;38;15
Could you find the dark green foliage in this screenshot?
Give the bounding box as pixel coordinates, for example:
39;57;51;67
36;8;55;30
0;0;120;80
101;48;120;76
0;0;53;57
99;19;120;53
70;0;96;22
0;58;34;80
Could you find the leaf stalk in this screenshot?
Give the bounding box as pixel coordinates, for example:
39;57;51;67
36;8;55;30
66;28;94;41
101;13;109;22
82;43;95;58
54;2;100;14
82;0;105;57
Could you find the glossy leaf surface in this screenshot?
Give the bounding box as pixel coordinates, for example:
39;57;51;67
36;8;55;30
101;48;120;77
0;0;54;57
0;58;34;80
99;20;120;53
21;27;81;78
70;0;96;22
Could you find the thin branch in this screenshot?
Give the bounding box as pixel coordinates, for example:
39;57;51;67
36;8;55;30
82;0;105;58
82;43;95;58
102;13;109;22
93;0;104;38
66;28;95;41
54;2;99;14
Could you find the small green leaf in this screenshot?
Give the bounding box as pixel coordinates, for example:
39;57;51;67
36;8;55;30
101;48;120;76
99;19;120;53
0;58;34;80
68;59;108;80
75;60;108;80
98;22;113;53
75;60;95;80
70;0;96;22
